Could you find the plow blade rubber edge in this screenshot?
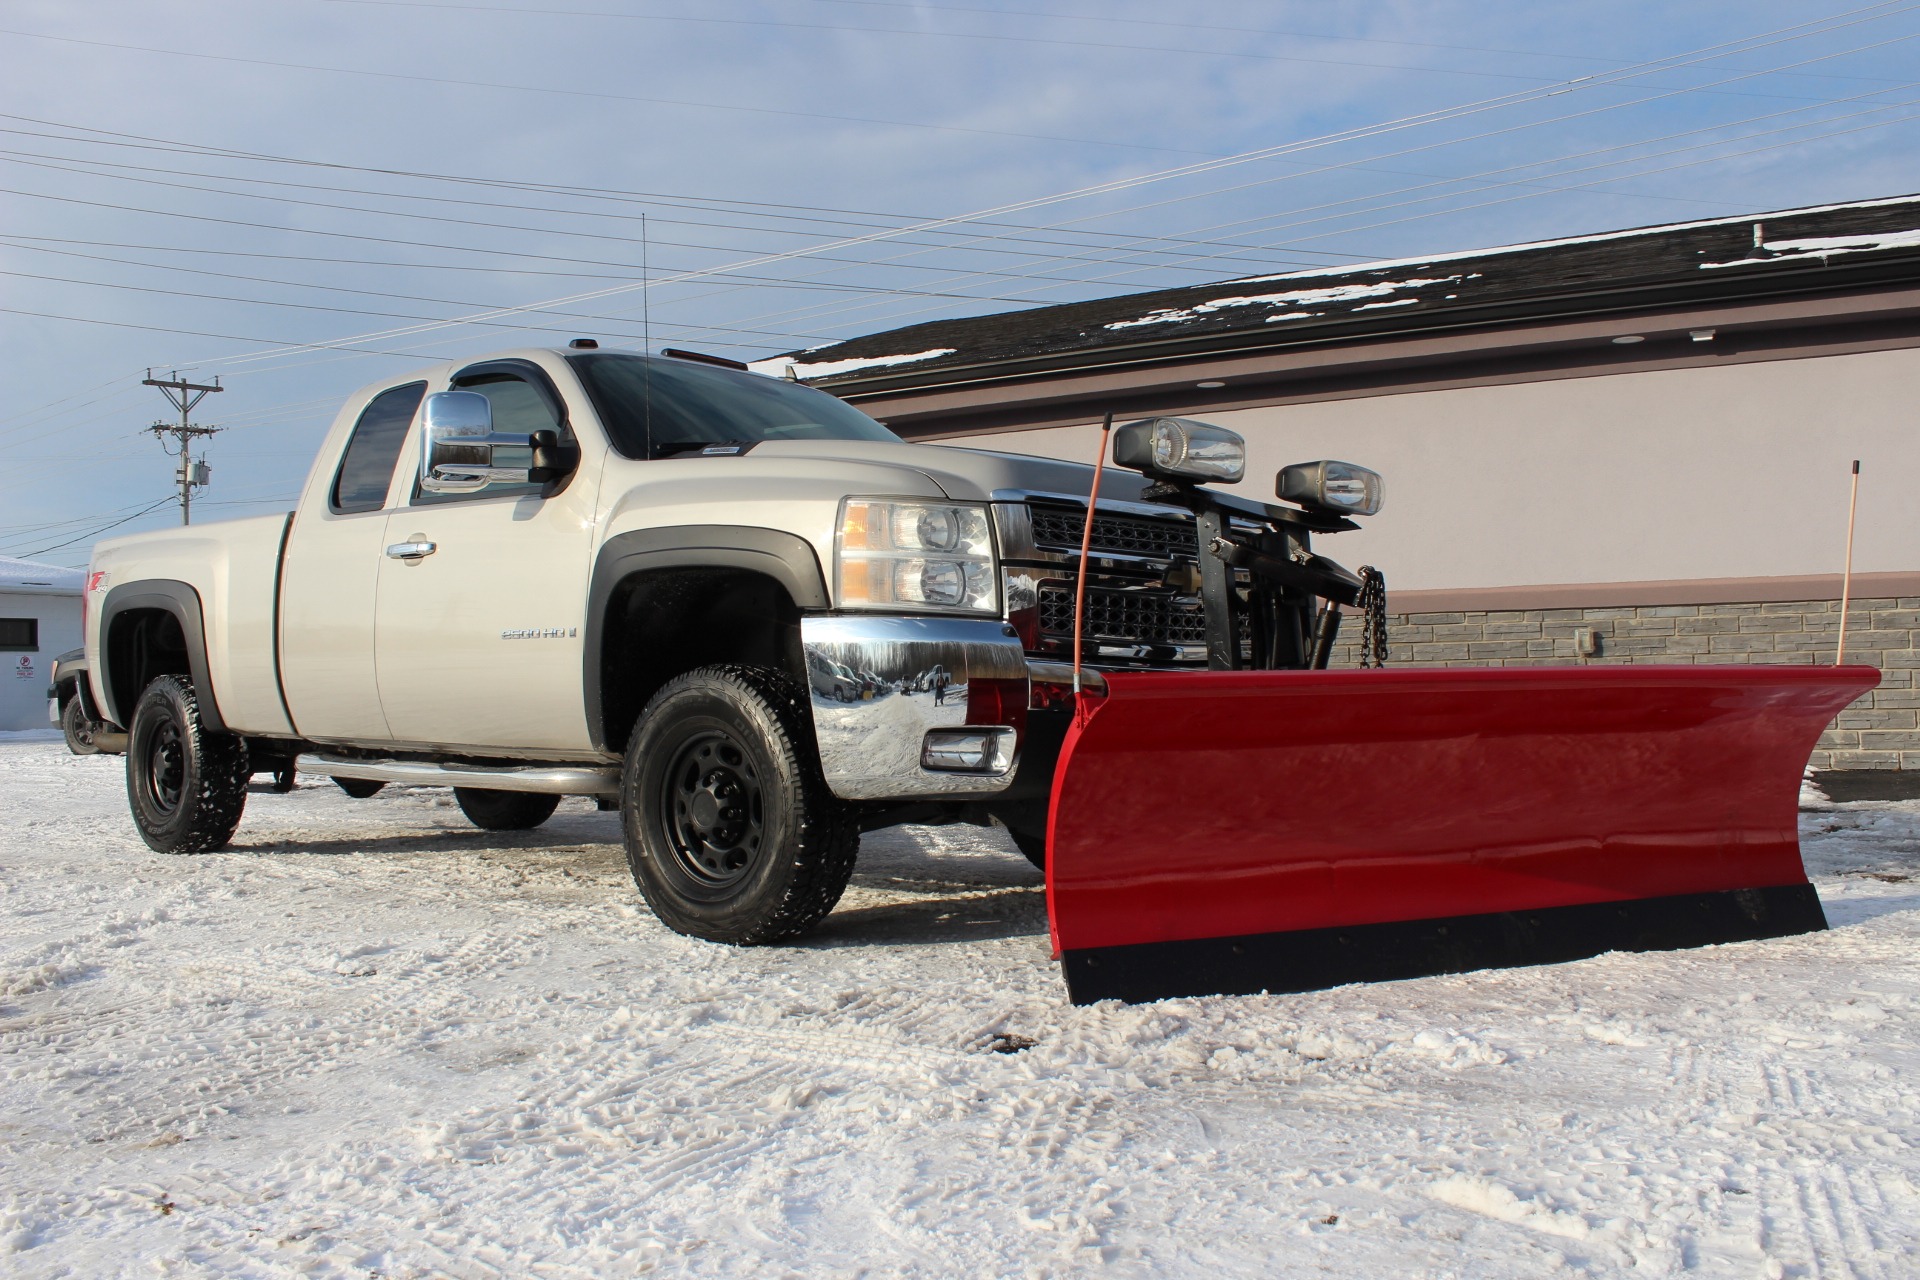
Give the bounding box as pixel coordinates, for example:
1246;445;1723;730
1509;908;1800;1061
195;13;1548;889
1046;665;1878;1005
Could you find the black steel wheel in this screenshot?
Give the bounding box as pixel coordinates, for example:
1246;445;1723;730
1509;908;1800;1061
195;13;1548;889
61;696;100;756
623;664;857;944
333;777;387;799
454;788;560;831
125;674;249;854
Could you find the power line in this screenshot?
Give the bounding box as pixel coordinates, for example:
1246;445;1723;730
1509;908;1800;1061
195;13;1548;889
0;112;1377;261
696;16;1920;338
0;27;1213;157
175;3;1917;371
11;496;175;558
0;266;830;344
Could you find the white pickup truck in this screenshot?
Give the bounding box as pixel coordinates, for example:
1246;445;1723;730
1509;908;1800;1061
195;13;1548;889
80;343;1381;945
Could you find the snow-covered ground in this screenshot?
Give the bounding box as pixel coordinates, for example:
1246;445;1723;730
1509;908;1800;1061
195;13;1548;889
3;738;1917;1279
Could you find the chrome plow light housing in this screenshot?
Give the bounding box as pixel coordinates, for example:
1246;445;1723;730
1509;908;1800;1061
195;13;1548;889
1112;417;1247;484
1277;460;1385;517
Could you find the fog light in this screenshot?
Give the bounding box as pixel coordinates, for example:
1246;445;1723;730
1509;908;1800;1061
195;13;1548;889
922;728;1016;774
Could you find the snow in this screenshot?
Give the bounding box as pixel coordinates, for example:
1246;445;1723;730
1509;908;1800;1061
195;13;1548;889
747;348;956;380
1211;192;1920;288
1103;279;1456;331
4;738;1919;1277
1700;228;1920;269
0;556;83;595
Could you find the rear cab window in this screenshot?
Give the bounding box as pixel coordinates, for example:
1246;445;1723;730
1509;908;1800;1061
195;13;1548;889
331;382;427;514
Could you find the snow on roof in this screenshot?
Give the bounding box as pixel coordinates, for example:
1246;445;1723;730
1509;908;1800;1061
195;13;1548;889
1103;278;1457;331
1700;227;1920;270
0;556;84;595
767;191;1920;388
747;348;957;380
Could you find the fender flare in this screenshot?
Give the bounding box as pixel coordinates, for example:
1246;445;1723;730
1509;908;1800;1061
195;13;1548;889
582;526;830;752
99;580;227;733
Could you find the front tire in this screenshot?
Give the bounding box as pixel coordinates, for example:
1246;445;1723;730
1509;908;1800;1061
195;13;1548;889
61;696;100;756
623;664;857;944
454;788;560;831
126;675;249;854
1009;826;1048;872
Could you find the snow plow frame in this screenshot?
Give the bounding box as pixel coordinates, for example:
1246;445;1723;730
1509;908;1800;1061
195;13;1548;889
1045;664;1878;1006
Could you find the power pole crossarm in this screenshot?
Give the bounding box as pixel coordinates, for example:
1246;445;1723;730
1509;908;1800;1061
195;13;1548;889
143;370;223;526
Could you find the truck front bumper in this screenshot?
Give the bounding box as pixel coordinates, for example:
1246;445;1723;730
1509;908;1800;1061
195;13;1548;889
801;615;1031;801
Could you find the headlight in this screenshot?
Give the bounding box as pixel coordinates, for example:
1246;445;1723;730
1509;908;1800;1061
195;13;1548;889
837;499;998;614
1111;417;1246;484
1276;460;1385;517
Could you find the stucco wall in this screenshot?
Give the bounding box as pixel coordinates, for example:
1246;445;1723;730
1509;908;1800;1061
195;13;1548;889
0;590;80;732
934;345;1920;592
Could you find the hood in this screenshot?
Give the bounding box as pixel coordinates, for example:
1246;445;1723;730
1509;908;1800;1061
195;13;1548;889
742;438;1163;505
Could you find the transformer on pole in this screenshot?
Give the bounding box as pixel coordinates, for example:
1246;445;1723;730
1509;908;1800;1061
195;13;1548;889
143;370;223;525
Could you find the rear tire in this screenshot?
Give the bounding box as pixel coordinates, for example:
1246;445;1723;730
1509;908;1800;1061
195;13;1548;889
126;674;249;854
61;696;100;756
623;663;857;944
454;788;560;831
333;777;386;799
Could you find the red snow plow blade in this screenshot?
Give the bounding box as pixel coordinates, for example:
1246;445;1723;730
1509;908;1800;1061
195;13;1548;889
1046;665;1877;1005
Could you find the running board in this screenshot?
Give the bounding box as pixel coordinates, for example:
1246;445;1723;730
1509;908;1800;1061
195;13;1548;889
296;754;620;796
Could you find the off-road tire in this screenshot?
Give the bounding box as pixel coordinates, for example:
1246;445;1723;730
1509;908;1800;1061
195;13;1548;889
61;696;100;756
623;663;857;944
454;788;560;831
126;674;249;854
1009;826;1048;872
333;777;387;799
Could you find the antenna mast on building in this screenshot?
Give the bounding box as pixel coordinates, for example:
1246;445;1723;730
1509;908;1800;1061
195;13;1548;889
143;370;223;525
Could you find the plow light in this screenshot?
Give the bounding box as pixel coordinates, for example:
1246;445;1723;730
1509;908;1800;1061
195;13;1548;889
836;499;999;614
1277;460;1385;517
1112;417;1247;484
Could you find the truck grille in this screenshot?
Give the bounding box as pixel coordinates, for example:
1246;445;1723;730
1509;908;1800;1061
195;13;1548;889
1029;503;1198;561
1038;584;1210;648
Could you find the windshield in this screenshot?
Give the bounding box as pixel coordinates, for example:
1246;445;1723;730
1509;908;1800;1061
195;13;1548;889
569;352;901;459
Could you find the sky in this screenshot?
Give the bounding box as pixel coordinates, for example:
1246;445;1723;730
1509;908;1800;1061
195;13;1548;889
2;0;1918;567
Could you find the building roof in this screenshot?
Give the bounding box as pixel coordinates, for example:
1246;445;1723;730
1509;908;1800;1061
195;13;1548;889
0;556;85;596
752;193;1920;397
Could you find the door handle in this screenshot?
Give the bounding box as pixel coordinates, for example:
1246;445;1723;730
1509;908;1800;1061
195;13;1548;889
386;540;437;559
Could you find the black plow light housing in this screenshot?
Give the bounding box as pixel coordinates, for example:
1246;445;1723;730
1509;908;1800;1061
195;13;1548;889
1112;417;1247;485
1277;460;1385;517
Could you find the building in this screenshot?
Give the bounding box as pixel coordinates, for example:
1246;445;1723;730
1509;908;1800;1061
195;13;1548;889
758;195;1920;776
0;556;83;732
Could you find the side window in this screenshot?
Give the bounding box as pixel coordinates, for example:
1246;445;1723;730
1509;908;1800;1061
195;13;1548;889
0;618;37;651
331;381;426;514
412;367;573;504
459;373;566;438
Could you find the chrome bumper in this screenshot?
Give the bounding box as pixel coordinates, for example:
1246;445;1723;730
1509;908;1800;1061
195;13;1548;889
801;614;1028;801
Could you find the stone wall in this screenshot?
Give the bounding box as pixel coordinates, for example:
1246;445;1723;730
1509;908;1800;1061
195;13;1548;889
1327;595;1919;772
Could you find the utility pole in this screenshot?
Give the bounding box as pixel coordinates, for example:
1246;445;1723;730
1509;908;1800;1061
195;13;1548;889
143;370;222;525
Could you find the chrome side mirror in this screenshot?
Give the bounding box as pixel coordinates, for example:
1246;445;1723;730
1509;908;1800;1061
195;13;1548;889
420;390;535;493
